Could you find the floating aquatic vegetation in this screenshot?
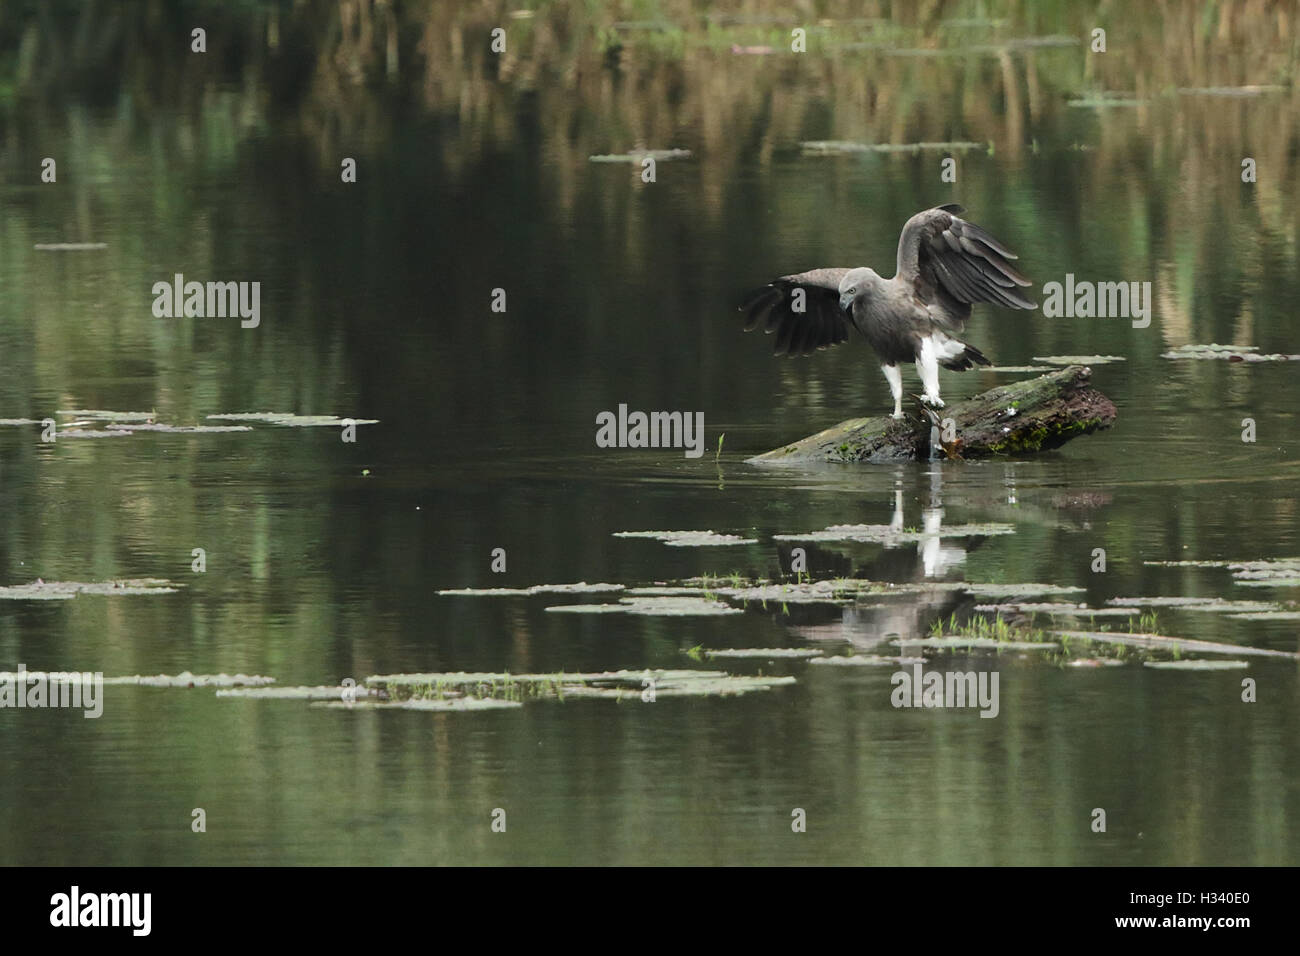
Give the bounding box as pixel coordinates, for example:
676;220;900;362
216;684;373;699
545;596;741;616
1066;96;1149;107
107;672;275;687
1160;344;1299;362
312;697;522;712
0;671;275;687
895;636;1058;650
800;140;990;154
1228;561;1300;579
1228;611;1300;621
623;586;709;596
56;429;134;439
975;603;1137;617
613;530;759;546
1104;597;1279;613
0;418;43;426
710;581;854;604
1176;85;1286;96
1143;660;1250;671
437;582;625;596
33;242;107;250
1052;630;1297;659
712;578;956;604
982;365;1054;373
1032;355;1126;365
700;648;823;659
809;655;925;667
1142;558;1300;587
1066;658;1127;668
773;522;1014;543
58;409;157;421
105;423;253;434
588;149;692;162
205;413;379;426
0;579;180;600
961;583;1086;598
366;669;794;702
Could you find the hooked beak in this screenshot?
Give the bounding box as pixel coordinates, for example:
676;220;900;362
839;291;855;312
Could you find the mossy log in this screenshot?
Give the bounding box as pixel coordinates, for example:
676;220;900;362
748;365;1116;464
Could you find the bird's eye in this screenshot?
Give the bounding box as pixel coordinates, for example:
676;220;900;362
847;288;856;295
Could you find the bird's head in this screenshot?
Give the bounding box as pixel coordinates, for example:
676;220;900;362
838;267;879;312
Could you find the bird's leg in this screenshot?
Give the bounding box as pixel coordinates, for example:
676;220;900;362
916;338;944;408
882;364;903;419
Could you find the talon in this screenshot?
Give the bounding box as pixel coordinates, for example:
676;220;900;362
890;411;904;420
921;395;944;408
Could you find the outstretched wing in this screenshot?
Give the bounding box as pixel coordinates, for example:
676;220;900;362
896;204;1036;331
740;268;853;357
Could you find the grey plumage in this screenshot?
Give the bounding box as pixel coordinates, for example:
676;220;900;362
740;204;1037;414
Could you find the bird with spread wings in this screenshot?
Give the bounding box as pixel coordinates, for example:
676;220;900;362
740;204;1037;418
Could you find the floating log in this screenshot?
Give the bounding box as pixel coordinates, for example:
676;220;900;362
748;365;1116;464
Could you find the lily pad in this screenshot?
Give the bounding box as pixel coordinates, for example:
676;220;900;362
701;648;823;659
588;149;692;163
1066;97;1149;107
1066;658;1127;668
58;409;158;421
623;586;709;596
1143;660;1250;670
0;672;280;687
809;655;925;667
56;429;134;439
800;140;989;154
0;579;180;600
109;672;275;687
1105;597;1279;613
613;530;759;546
710;581;856;604
1032;355;1127;365
1161;344;1299;361
205;413;379;426
216;684;376;699
1176;85;1286;96
773;522;1013;543
313;697;523;712
104;423;253;434
33;242;108;250
1052;630;1297;659
437;582;625;596
545;597;741;616
366;669;794;701
1227;611;1300;621
962;583;1087;598
0;418;43;426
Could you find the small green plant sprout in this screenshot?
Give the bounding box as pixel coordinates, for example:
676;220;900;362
715;433;725;463
686;644;706;662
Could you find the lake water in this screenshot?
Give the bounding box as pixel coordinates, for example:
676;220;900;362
1;3;1297;866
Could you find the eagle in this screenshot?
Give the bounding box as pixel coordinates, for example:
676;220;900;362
740;204;1037;418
